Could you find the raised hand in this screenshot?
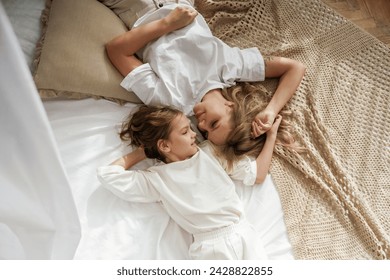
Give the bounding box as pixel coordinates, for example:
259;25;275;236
251;110;277;138
266;115;282;137
163;6;198;32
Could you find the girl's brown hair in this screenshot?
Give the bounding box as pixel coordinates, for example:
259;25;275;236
119;105;182;162
218;82;300;169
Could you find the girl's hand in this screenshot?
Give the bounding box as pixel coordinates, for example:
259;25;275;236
163;6;198;32
251;110;277;138
110;146;146;169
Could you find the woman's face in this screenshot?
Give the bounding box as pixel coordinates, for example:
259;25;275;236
193;89;234;145
163;114;198;162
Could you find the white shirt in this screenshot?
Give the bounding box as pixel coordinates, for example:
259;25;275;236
97;141;257;234
120;3;265;116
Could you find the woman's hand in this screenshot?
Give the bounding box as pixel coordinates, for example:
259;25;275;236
251;110;277;138
266;115;282;138
253;115;281;184
163;6;198;32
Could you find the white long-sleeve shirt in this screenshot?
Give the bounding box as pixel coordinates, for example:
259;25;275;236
120;3;265;116
97;141;256;235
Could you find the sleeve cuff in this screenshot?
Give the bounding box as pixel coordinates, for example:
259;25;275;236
243;160;257;186
241;47;265;81
120;63;152;90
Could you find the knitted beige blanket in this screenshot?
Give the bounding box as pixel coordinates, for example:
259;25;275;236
196;0;390;259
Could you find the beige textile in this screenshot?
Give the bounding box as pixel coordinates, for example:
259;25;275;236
195;0;389;259
34;0;141;104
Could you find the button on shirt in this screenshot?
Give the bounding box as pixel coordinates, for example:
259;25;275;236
120;4;265;116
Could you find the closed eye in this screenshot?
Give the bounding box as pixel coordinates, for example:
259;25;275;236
211;120;218;129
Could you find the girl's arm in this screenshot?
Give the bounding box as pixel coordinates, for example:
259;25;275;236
253;115;282;184
106;6;198;76
110;147;146;170
252;57;306;137
98;147;160;202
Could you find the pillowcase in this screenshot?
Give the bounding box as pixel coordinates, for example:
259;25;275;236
98;0;196;29
34;0;141;104
98;0;151;29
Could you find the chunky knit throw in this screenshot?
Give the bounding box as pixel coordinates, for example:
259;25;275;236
196;0;390;259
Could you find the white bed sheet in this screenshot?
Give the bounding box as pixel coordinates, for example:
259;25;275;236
43;98;294;260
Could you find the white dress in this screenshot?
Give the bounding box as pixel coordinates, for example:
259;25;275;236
97;141;267;259
120;2;265;116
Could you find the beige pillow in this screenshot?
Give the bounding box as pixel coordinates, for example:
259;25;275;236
34;0;141;104
98;0;196;28
98;0;151;29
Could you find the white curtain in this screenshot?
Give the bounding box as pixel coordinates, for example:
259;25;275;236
0;3;81;259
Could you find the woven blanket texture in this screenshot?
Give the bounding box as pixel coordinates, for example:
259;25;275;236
195;0;389;259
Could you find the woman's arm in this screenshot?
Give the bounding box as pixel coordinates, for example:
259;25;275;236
253;115;282;184
106;6;198;76
252;57;306;137
110;147;146;170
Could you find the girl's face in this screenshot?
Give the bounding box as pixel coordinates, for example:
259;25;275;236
162;114;198;162
193;89;234;145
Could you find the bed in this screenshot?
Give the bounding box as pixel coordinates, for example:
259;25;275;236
1;0;389;260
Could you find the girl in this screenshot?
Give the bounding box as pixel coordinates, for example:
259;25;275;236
105;1;306;147
97;105;282;259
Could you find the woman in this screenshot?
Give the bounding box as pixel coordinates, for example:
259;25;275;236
105;1;305;148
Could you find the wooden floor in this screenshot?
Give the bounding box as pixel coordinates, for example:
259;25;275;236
321;0;390;48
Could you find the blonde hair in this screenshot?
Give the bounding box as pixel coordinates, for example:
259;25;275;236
218;82;300;169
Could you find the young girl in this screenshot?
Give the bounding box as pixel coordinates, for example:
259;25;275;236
97;105;282;259
105;1;306;146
